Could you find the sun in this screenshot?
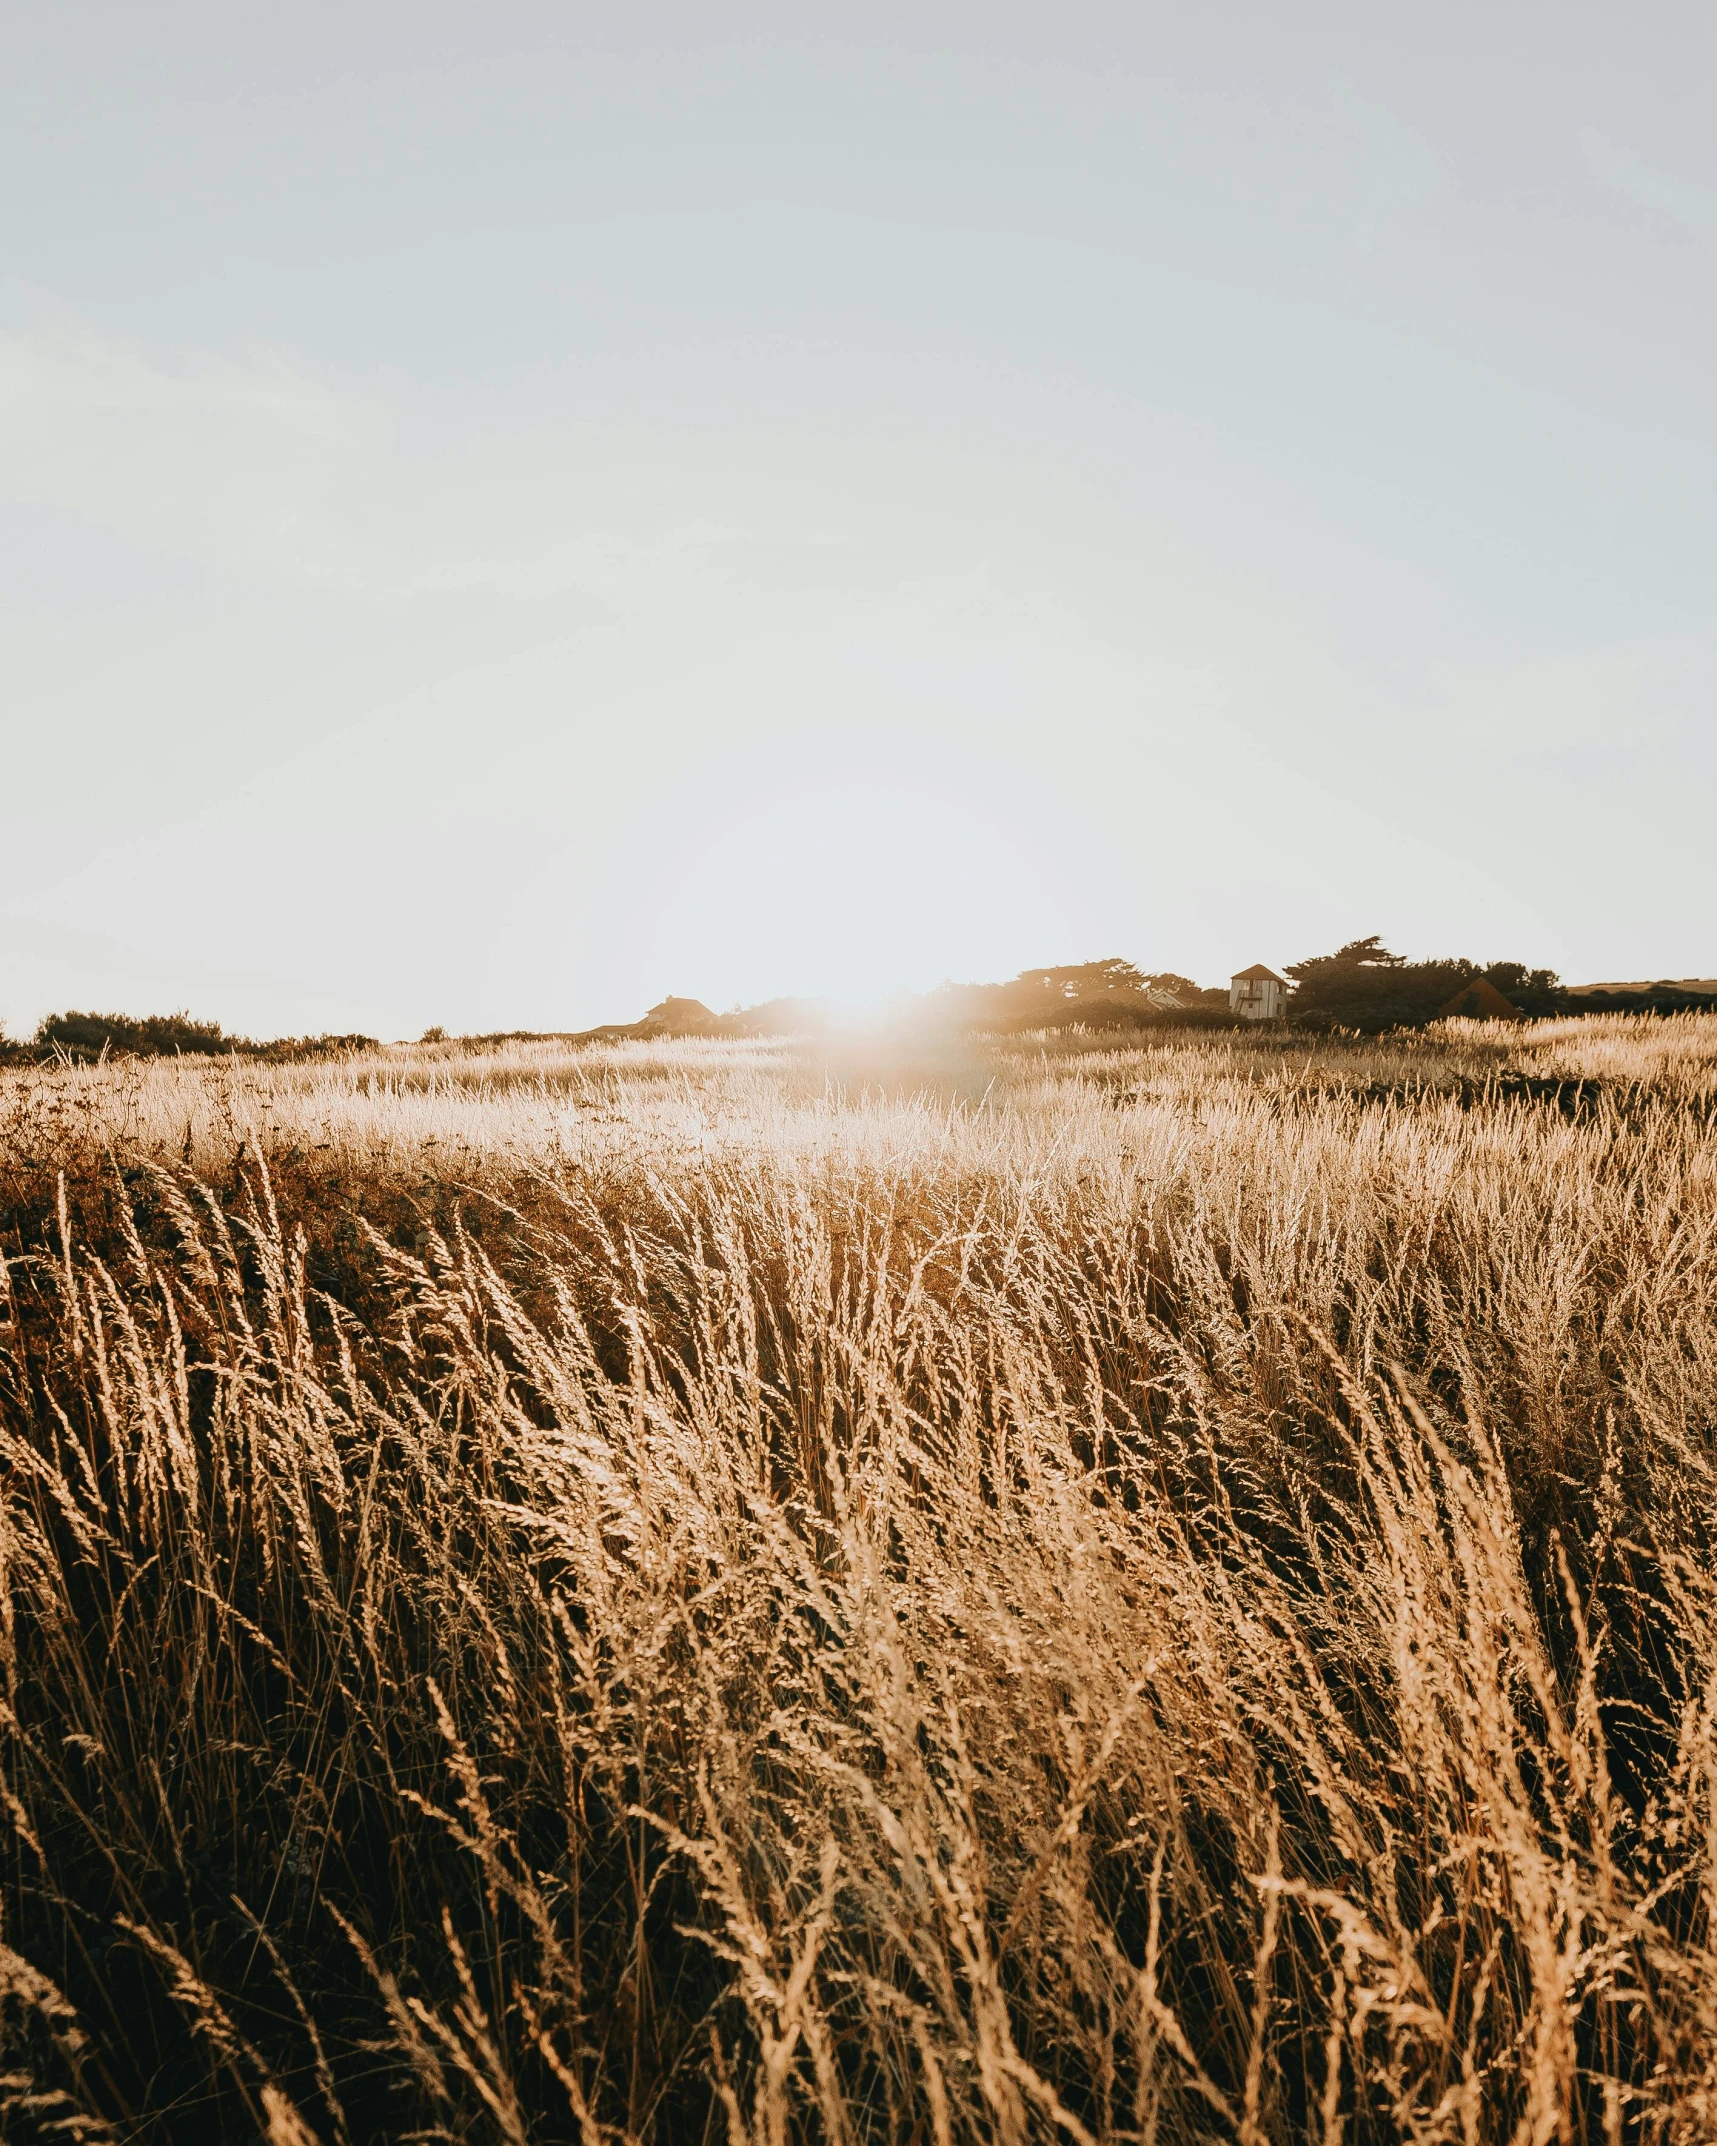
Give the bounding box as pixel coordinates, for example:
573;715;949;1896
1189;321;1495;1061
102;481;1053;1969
620;765;1083;1018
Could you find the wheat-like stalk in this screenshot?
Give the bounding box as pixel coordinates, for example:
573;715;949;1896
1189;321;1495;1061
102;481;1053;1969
1;1017;1714;2140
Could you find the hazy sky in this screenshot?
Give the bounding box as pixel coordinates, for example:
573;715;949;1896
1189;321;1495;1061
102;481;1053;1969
4;3;1715;1037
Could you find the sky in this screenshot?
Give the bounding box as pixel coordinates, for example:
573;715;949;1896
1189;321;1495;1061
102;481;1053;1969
3;2;1715;1039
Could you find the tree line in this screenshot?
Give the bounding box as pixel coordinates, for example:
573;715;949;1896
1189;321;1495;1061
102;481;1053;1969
1;1010;379;1063
919;945;1717;1037
1283;936;1717;1031
6;947;1715;1060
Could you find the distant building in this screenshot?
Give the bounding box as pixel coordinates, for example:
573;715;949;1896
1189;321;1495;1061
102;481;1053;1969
1437;979;1522;1022
1230;964;1288;1021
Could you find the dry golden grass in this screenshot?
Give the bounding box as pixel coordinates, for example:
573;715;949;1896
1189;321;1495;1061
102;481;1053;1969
3;1015;1717;2142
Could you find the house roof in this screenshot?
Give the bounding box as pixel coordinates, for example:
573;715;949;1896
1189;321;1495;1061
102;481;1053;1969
1437;978;1522;1021
1231;964;1286;984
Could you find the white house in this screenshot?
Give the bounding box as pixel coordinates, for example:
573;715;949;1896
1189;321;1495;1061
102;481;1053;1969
1229;964;1288;1020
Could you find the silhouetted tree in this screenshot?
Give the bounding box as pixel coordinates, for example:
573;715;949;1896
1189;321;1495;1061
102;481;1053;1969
925;959;1231;1032
1143;972;1205;1005
1010;959;1150;1000
1285;939;1561;1031
1481;962;1562;1016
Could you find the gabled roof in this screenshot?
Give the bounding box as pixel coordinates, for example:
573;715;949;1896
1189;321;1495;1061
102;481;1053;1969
1437;978;1522;1021
1231;963;1286;984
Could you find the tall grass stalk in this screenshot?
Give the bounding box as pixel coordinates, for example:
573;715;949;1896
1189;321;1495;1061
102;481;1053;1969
1;1019;1715;2139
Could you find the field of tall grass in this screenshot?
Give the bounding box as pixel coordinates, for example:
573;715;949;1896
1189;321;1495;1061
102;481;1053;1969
3;1013;1716;2143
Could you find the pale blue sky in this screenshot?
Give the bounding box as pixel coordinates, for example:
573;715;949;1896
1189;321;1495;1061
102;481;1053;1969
4;3;1714;1035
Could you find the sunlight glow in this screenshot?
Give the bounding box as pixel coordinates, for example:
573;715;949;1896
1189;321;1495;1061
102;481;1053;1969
608;757;1088;1018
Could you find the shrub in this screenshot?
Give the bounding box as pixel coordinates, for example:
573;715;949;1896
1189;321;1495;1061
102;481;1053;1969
33;1008;239;1058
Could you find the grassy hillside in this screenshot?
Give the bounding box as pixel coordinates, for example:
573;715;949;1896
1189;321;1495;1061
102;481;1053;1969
2;1015;1716;2141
